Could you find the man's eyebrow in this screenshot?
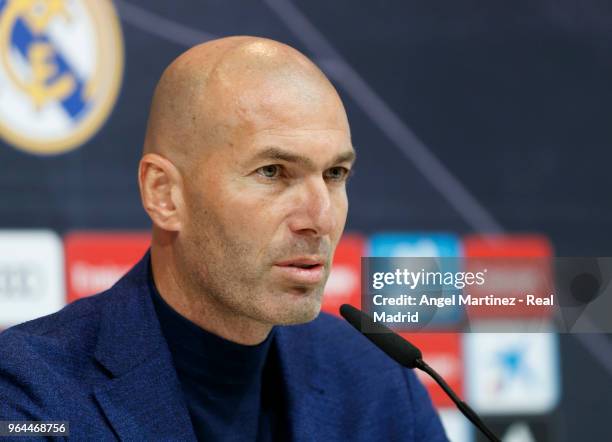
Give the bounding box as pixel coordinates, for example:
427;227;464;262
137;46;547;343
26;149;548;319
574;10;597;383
334;150;357;166
250;146;356;168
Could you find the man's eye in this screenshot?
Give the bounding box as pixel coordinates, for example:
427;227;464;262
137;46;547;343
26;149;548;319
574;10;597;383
324;167;350;181
257;165;281;178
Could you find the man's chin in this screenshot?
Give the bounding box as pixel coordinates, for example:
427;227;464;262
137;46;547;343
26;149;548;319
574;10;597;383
264;287;324;325
273;304;322;326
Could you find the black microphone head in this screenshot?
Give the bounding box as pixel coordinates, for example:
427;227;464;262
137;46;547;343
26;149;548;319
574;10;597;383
340;304;422;369
339;304;364;329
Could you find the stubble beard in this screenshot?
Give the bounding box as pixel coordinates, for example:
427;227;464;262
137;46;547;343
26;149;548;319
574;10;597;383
184;219;330;328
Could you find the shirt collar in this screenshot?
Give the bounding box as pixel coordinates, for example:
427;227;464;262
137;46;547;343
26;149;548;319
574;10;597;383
148;268;274;384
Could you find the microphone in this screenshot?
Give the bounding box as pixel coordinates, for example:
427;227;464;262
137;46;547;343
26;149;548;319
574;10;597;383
339;304;500;442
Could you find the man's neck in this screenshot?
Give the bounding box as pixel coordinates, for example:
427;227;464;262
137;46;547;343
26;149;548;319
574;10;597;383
150;246;272;345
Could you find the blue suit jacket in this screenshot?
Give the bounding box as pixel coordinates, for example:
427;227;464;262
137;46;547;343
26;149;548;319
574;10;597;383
0;254;448;441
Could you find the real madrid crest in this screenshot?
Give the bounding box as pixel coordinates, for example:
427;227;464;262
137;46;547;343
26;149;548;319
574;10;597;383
0;0;124;155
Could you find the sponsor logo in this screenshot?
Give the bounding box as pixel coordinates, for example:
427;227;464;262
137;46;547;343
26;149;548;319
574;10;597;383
368;233;462;258
0;230;64;327
464;235;553;318
70;261;131;296
368;233;464;327
465;332;560;414
0;263;43;298
64;231;150;301
0;0;124;154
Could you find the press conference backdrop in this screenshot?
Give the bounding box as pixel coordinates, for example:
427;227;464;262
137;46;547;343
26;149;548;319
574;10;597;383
1;1;611;440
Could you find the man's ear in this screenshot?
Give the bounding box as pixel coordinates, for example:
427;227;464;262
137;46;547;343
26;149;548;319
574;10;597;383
138;153;184;231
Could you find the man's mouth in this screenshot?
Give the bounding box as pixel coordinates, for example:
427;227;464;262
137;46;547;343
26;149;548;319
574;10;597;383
288;263;319;269
274;258;326;285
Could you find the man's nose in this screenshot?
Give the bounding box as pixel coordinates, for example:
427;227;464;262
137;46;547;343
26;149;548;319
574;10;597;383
288;177;335;237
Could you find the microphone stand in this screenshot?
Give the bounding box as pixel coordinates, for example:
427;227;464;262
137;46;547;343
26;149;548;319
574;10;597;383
339;304;501;442
415;359;500;442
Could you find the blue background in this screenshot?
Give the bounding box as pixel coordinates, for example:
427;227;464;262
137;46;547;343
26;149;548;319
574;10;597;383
1;1;611;439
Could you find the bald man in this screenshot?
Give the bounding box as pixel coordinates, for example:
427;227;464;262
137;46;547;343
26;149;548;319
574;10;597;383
0;37;447;441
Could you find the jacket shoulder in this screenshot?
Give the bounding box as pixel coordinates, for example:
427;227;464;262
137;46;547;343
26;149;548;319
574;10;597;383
0;291;120;421
1;289;113;351
0;289;122;384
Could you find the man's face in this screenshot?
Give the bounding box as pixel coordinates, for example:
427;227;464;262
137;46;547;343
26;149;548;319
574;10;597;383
179;91;354;326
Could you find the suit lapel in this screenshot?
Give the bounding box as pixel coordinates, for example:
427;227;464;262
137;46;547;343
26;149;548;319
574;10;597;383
92;253;197;441
93;353;196;441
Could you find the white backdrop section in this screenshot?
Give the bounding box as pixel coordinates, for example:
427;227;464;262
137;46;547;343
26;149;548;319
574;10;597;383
0;230;65;327
464;333;560;415
438;409;473;442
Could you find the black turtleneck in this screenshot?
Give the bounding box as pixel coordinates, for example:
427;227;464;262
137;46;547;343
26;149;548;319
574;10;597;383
149;277;286;441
